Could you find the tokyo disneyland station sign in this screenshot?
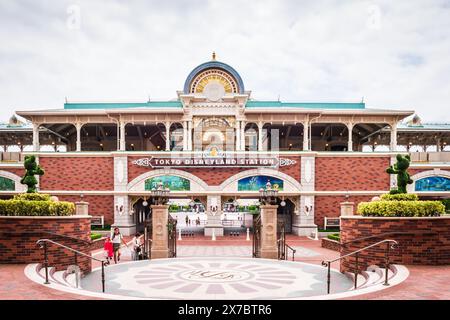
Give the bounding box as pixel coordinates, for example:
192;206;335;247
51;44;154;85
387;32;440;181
132;155;297;169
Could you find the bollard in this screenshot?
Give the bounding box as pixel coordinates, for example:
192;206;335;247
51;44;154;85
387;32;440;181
178;228;182;241
246;228;250;241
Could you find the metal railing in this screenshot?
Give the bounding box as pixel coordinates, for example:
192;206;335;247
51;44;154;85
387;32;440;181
321;239;398;294
36;239;108;293
277;239;296;261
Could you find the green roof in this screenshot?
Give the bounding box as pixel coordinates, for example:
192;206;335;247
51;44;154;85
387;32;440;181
64;101;183;109
245;101;365;109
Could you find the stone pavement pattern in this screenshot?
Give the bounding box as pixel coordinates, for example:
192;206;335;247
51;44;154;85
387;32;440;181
1;237;449;300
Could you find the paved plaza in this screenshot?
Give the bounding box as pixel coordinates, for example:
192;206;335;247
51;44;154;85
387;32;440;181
80;258;353;299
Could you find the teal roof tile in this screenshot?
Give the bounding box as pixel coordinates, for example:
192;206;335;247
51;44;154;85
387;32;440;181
245;101;365;109
64;101;183;109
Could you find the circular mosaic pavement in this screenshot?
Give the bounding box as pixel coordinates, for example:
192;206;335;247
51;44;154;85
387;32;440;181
81;258;353;300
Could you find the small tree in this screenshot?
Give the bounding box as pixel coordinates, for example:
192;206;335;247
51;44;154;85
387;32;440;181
20;155;44;193
386;154;413;194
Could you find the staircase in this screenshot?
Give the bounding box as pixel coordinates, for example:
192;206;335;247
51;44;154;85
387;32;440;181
33;263;83;289
344;264;404;290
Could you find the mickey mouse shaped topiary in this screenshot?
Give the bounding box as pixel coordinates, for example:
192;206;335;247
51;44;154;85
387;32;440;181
20;155;44;193
386;154;413;194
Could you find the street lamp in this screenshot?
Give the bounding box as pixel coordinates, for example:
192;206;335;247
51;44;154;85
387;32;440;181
151;181;170;205
259;181;279;205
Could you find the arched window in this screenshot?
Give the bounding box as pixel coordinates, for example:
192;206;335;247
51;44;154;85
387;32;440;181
0;176;15;191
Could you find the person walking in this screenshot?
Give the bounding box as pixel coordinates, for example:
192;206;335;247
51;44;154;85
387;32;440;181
132;232;142;261
185;215;189;226
111;227;128;264
103;236;113;265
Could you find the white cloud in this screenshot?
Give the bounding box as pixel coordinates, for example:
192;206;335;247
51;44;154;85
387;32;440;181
0;0;449;122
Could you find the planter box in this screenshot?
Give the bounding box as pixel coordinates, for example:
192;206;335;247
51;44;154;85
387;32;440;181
321;238;340;252
340;216;450;273
0;215;92;274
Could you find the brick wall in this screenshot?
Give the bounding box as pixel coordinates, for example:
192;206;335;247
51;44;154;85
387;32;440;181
39;157;114;191
314;195;373;228
321;238;340;252
0;167;24;178
340;217;450;273
57;195;114;225
315;157;391;191
0;216;92;274
128;156;301;186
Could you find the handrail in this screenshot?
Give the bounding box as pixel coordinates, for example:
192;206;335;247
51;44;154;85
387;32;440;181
321;239;398;294
36;239;107;293
342;230;437;246
284;243;296;261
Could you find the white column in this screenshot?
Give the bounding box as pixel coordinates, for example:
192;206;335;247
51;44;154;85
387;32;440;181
240;121;246;151
187;120;193;151
119;122;126;151
32;123;40;152
347;123;354;152
165;121;171;151
390;122;398;152
258;121;263;151
183;121;188;151
76;123;82;152
303;122;309;151
235;121;241;151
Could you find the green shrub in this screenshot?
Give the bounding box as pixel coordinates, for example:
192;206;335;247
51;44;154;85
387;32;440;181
0;199;75;216
380;193;419;202
13;193;51;201
441;199;450;213
327;233;340;241
90;233;103;241
358;200;445;217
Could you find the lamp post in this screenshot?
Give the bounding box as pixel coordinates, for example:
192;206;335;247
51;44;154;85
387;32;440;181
259;181;279;205
151;182;170;205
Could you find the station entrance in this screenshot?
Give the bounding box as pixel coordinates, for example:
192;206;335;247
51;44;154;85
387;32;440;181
129;194;297;260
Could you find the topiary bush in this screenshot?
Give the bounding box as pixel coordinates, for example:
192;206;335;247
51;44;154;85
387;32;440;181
13;193;51;202
380;193;419;201
358;200;445;217
20;155;44;193
90;233;103;241
441;199;450;214
0;193;75;217
327;233;340;241
386;154;413;194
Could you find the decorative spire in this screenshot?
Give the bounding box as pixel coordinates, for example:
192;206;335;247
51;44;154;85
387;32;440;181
212;51;216;61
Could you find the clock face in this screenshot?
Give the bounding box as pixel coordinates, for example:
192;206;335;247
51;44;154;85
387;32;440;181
203;81;225;102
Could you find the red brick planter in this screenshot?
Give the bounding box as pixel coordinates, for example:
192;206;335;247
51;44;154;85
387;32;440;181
0;216;92;274
340;216;450;273
321;238;340;252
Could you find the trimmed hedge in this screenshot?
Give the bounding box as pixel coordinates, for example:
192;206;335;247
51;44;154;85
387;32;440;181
327;233;340;241
13;193;52;202
0;193;75;217
380;194;419;202
358;200;445;217
91;233;103;241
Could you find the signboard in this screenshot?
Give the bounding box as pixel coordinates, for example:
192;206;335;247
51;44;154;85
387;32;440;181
238;176;284;191
132;156;296;169
145;176;191;191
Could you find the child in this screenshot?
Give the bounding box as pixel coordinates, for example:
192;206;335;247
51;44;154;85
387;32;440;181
103;236;113;265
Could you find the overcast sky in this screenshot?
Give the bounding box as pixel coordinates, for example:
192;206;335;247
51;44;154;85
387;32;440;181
1;0;450;122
